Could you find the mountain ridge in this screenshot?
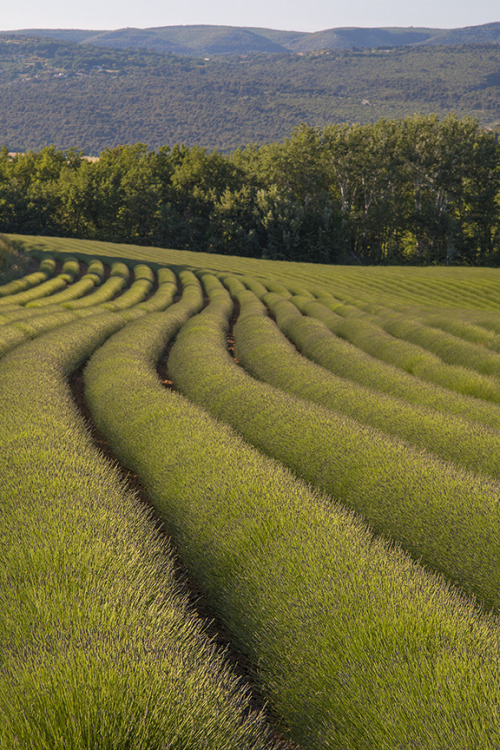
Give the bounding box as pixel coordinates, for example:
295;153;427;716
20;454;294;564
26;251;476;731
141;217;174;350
1;22;499;57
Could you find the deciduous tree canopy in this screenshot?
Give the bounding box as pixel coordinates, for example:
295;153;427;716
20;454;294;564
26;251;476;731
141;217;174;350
1;115;498;265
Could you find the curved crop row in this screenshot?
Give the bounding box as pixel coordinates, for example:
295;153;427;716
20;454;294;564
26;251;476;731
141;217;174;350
301;268;500;310
263;292;500;430
353;302;500;349
259;278;291;298
0;264;178;359
10;234;500;310
311;270;499;310
343;304;500;378
168;276;500;610
273;281;314;299
312;294;500;402
0;256;56;298
280;293;500;422
239;275;269;298
64;261;130;308
412;312;500;353
229;286;500;482
465;310;500;335
85;282;500;750
0;309;271;750
100;263;155;311
0;308;96;359
132;267;178;313
25;260;105;309
348;296;500;335
413;309;500;350
0;256;80;308
393;275;500;309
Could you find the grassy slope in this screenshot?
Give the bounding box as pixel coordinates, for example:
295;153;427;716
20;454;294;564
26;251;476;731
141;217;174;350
0;309;273;749
9;234;500;309
3;235;500;747
85;293;500;750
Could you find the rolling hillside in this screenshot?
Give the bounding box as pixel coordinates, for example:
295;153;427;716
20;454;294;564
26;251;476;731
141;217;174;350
2;233;500;746
2;22;499;56
0;35;498;153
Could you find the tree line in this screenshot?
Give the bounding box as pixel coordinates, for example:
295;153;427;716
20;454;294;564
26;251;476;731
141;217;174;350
0;114;498;265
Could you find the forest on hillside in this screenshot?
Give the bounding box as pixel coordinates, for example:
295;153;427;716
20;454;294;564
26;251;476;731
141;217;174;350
0;36;498;152
1;115;498;265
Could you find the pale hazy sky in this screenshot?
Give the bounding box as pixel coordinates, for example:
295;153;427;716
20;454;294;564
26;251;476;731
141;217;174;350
0;0;498;33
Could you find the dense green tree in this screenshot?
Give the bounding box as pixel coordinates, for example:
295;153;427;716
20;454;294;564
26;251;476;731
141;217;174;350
0;116;498;265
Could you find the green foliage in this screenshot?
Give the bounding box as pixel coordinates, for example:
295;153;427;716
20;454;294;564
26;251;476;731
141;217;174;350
167;276;500;609
84;279;500;750
229;287;500;481
1;114;499;265
0;36;498;153
263;292;500;431
2;236;500;746
0;234;30;285
0;308;274;749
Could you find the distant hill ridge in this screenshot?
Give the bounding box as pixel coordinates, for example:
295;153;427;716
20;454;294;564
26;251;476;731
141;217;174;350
2;22;500;56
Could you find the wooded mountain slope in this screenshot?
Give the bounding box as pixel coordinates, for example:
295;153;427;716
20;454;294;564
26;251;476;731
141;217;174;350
0;36;498;153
